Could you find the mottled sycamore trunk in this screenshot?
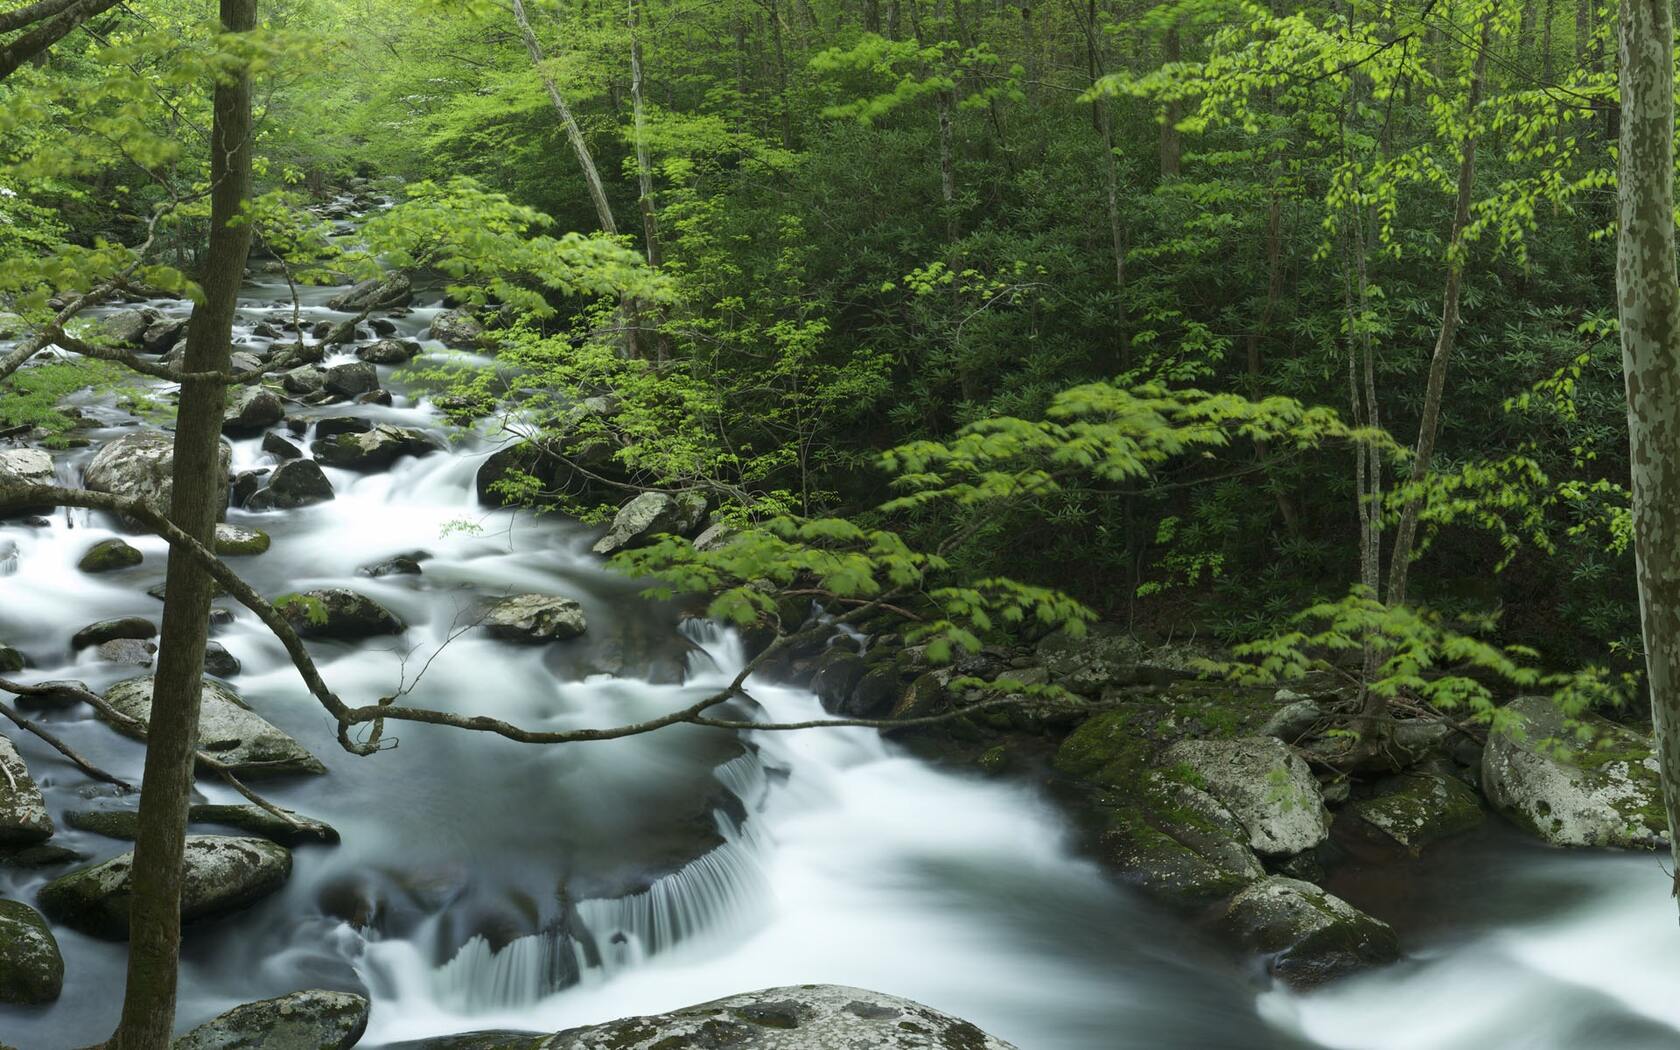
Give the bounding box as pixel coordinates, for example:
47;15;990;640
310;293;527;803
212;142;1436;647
107;2;254;1047
1614;0;1680;901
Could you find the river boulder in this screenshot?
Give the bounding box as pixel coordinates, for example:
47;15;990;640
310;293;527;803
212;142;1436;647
222;387;285;435
428;308;484;349
99;308;152;347
1481;695;1667;848
312;424;441;471
0;736;52;845
482;594;587;643
592;492;708;555
0;448;56;515
101;676;326;777
322;361;378;399
327;272;411;311
246;458;335;510
1085;773;1267;908
70;615;157;649
281;364;327;395
141;316;188;355
173;989;370;1050
393;986;1018;1050
1217;876;1400;988
83;430;232;523
215;523;271;556
37;835;291;940
0;900;62;1004
278;588;404;640
1162;737;1330;857
358;338;421;364
1341;772;1483;856
78;537;143;573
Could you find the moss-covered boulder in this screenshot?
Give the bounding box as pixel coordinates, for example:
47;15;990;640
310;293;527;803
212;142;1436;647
1482;695;1666;848
173;989;369;1049
312;424;441;471
1163;737;1330;857
1054;708;1155;787
101;676;325;777
78;538;143;573
0;736;52;846
1083;773;1267;907
278;588;404;640
1218;876;1400;987
215;523;271;556
1342;772;1483;855
0;899;62;1004
67;804;338;847
38;835;291;939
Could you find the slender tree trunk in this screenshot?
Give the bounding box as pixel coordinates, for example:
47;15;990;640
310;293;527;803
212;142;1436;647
1159;25;1181;178
0;0;124;81
511;0;617;236
106;3;254;1047
1384;11;1495;608
1614;0;1680;903
628;0;660;267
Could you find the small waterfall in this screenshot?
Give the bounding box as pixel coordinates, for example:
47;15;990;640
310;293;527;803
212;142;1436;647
432;926;580;1013
571;818;772;975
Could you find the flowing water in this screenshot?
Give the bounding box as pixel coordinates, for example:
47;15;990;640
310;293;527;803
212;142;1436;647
2;216;1680;1049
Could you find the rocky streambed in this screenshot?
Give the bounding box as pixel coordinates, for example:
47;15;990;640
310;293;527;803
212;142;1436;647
0;194;1678;1049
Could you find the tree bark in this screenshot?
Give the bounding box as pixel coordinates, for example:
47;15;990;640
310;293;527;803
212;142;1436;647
1159;25;1181;178
1384;10;1494;608
511;0;618;236
0;0;123;80
106;2;255;1047
1613;0;1680;903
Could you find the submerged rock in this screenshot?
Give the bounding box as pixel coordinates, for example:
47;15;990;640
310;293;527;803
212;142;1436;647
1217;876;1399;988
188;804;340;847
173;989;369;1050
83;431;232;524
101;676;326;777
592;492;708;555
78;537;143;573
311;424;440;471
389;986;1017;1050
38;835;292;940
203;640;242;678
1482;695;1667;848
359;551;428;578
1163;737;1330;857
482;594;587;643
278;588;404;640
0;899;62;1004
0;736;53;845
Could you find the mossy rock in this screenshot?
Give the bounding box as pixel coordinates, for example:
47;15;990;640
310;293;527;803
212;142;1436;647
1079;773;1265;908
78;538;143;573
1342;773;1483;856
1053;708;1155;787
0;899;62;1004
173;989;368;1049
214;523;271;556
1482;695;1667;848
1218;876;1399;988
0;645;21;674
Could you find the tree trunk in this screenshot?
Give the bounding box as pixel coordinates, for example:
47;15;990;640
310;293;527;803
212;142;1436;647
1159;25;1181;178
511;0;617;236
0;0;124;80
1384;11;1495;609
105;2;254;1047
1614;0;1680;904
627;0;660;266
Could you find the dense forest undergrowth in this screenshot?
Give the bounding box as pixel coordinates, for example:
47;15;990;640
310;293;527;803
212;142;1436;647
2;0;1679;1046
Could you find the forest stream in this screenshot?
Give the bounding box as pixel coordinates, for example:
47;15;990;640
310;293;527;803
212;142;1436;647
3;203;1680;1050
